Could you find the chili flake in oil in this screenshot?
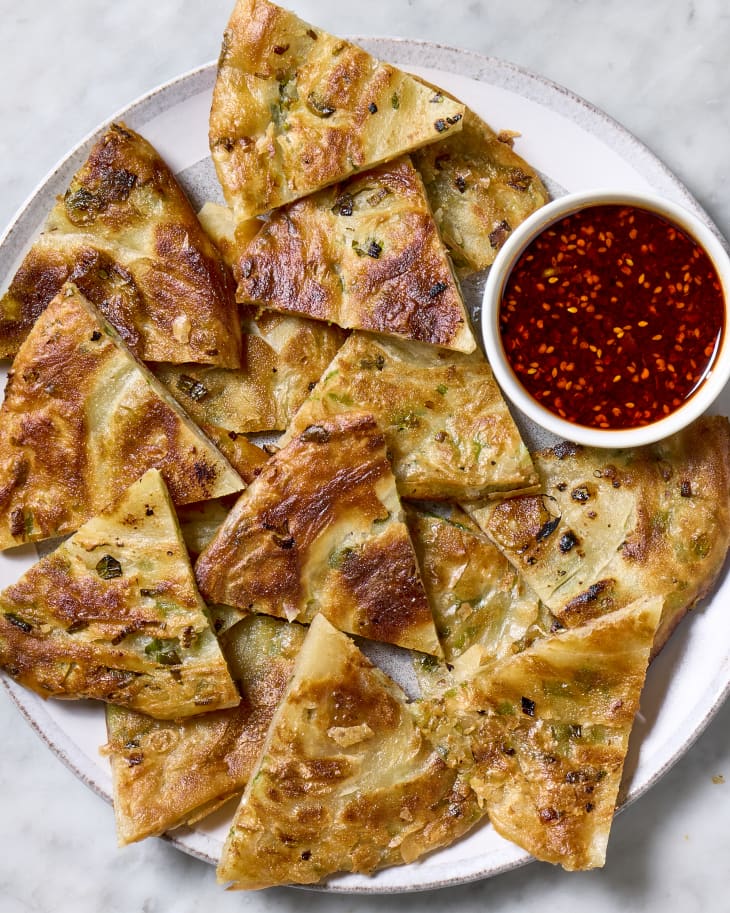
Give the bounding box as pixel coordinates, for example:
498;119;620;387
499;205;725;429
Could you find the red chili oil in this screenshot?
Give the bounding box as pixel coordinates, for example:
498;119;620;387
499;204;725;429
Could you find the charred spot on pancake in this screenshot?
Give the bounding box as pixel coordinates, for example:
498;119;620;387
338;532;431;644
560;580;615;626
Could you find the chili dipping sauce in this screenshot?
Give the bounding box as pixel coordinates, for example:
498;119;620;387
499;204;725;429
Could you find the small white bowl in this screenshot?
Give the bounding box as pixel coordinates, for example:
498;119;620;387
481;189;730;448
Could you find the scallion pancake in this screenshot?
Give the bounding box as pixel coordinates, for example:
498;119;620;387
0;469;238;718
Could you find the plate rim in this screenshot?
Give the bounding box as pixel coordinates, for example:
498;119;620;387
1;36;729;895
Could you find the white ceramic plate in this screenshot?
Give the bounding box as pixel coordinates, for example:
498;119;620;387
1;39;729;895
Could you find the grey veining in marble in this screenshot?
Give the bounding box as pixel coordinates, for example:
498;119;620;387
1;1;729;911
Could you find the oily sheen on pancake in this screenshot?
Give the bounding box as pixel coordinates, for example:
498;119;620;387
466;417;730;655
416;596;662;870
218;614;482;889
283;332;538;500
406;507;540;696
155;307;347;435
413;105;549;275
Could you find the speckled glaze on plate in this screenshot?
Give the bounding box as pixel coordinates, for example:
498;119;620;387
1;39;729;895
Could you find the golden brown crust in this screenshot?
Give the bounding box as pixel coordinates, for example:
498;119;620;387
0;469;239;718
210;0;465;220
195;412;440;654
236;156;474;352
0;123;241;365
283;332;538;500
153;306;347;434
326;522;435;648
0;285;243;550
466;417;730;654
469;598;662;869
218;615;482;888
105;614;305;844
413;106;549;274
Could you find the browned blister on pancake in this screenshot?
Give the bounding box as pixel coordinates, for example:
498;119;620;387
195;412;440;654
465;417;730;654
0;285;243;550
236;156;474;351
417;596;662;870
210;0;465;221
0;469;239;718
104;613;305;844
154;307;347;434
413;106;549;274
0;123;241;365
284;332;537;500
218;614;482;889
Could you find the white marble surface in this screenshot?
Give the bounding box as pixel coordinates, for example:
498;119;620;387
1;1;729;911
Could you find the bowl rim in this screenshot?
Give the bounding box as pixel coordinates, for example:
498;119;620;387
481;188;730;448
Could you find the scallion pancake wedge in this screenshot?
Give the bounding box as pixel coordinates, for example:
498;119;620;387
218;614;482;889
0;284;243;550
154;307;347;434
161;202;348;433
192;427;268;482
0;469;238;718
195;412;441;655
464;417;730;654
197;201;248;270
417;596;662;870
235;156;475;352
0;123;241;365
283;332;538;500
177;499;234;562
105;614;305;844
210;0;465;221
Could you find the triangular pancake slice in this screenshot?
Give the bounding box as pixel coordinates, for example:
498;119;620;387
236;156;475;352
0;284;243;550
283;332;538;500
418;596;662;870
465;416;730;655
406;507;540;696
195;412;441;655
0;469;239;718
0;123;241;365
210;0;465;220
104;614;305;844
413;106;549;275
218;614;483;889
